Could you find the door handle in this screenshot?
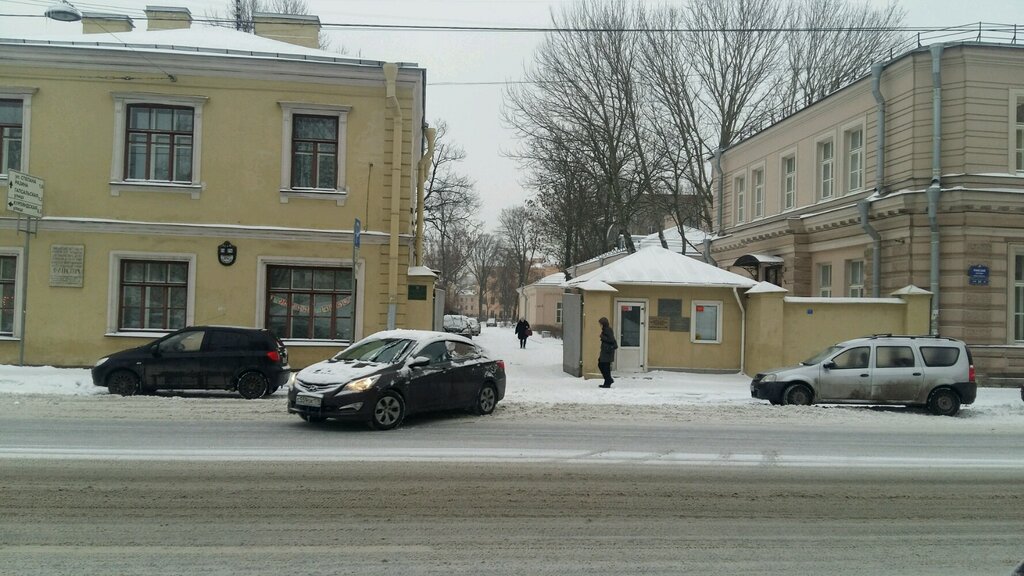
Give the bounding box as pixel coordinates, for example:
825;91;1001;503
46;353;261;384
913;372;922;376
860;373;869;377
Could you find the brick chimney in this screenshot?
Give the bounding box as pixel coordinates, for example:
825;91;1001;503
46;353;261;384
82;13;134;34
253;13;321;49
145;6;192;31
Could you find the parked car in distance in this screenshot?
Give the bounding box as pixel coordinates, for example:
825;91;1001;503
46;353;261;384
288;329;506;430
750;334;976;416
92;326;290;399
467;317;481;336
442;314;473;338
486;317;497;327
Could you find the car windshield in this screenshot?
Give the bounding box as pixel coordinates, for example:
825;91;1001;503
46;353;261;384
801;345;843;365
332;338;413;364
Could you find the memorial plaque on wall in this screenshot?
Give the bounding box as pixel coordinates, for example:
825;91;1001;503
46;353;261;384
649;316;669;330
50;244;85;287
408;284;427;300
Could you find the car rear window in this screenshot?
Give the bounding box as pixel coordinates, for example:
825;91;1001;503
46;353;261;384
920;346;960;367
207;330;250;351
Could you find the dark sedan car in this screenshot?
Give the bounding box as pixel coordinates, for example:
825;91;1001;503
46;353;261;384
288;329;506;430
92;326;290;398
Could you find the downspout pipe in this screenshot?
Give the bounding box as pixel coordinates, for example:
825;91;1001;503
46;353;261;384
713;147;724;237
384;63;402;330
864;61;887;298
733;287;746;375
415;126;436;267
927;44;944;335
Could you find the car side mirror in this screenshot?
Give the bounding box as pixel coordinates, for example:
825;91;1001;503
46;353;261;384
407;356;430;369
150;344;162;357
823;361;836;370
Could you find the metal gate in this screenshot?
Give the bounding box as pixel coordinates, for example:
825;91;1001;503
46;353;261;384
433;288;446;331
561;293;583;377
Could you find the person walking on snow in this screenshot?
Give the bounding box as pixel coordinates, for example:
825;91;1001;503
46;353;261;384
514;319;531;349
598;317;617;388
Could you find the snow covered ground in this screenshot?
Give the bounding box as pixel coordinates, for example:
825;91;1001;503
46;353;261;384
1;326;1022;427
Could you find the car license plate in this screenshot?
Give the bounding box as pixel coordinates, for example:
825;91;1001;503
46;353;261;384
296;394;322;407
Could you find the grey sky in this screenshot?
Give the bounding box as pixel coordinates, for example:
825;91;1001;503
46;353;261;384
2;0;1021;227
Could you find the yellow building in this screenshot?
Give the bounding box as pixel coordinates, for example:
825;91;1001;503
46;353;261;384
0;8;435;368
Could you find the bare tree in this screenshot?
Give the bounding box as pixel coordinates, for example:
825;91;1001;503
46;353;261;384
466;233;501;319
497;205;541;319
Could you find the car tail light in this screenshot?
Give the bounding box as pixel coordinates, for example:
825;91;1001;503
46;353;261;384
267;350;281;363
969;364;975;383
497;360;505;372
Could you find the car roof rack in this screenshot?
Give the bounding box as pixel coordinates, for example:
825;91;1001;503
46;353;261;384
867;333;948;340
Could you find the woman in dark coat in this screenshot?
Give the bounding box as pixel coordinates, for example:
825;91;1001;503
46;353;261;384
514;319;531;349
598;317;617;388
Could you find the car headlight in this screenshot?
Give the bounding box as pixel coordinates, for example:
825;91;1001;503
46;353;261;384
344;375;380;391
94;357;109;367
760;373;777;383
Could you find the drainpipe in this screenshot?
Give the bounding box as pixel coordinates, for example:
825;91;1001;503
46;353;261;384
384;63;402;330
415;126;436;267
927;45;944;335
733;287;746;374
713;148;724;235
859;200;881;298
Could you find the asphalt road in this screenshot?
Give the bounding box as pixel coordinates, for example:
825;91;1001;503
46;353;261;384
1;396;1022;575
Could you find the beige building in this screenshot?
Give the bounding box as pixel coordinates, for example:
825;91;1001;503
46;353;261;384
0;8;434;368
710;41;1024;383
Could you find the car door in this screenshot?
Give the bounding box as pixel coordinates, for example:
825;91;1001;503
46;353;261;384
447;341;485;407
871;345;924;403
403;341;453;413
144;329;206;389
816;346;872;401
201;329;251;390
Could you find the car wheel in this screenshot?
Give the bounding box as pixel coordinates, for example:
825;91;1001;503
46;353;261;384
783;383;813;406
236;371;269;399
107;370;140;396
927;388;961;416
369;391;405;430
474;383;498;415
300;414;327;423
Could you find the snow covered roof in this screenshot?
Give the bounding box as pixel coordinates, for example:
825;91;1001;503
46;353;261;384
2;26;413;67
533;272;566;286
572;279;618;292
746;281;788;295
636;225;711;255
407;266;436;278
565;246;756;289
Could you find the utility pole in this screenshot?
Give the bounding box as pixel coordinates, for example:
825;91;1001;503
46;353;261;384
235;0;241;30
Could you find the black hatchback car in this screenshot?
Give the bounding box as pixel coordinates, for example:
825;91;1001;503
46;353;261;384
91;326;290;399
288;329;506;430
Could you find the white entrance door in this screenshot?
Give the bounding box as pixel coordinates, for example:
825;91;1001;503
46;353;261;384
615;300;646;372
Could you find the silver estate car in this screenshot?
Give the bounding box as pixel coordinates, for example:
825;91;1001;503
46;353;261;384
750;335;976;416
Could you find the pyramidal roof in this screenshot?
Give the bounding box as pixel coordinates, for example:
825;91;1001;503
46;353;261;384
564;246;756;289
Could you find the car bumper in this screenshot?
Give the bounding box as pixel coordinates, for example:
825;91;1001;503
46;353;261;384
287;388;376;421
750;378;786;403
953;382;977;405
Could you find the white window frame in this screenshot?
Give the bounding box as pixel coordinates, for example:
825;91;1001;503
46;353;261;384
843;122;865;193
781;153;796;211
255;255;364;345
106;251;197;336
279;102;351;205
0;247;25;340
555;301;563;324
1011;246;1024;343
734;175;746;224
691;300;723;344
752;166;764;218
110;93;207;199
817;136;834;201
847;260;865;298
0;88;36;182
1011;90;1024;174
819;263;832;298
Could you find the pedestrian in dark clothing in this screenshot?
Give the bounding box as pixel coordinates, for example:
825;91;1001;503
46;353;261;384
598;317;617;388
514;319;531;349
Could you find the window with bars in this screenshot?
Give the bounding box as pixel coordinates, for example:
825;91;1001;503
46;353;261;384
818;139;834;200
267;265;354;341
0;255;16;335
0;99;22;176
125;105;193;182
782;155;796;210
846;127;864;192
119;260;189;330
291;115;338;189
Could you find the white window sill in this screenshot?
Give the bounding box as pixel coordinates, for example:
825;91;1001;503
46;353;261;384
690;339;722;345
110;181;203;200
0;335;20;341
279;189;348;206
